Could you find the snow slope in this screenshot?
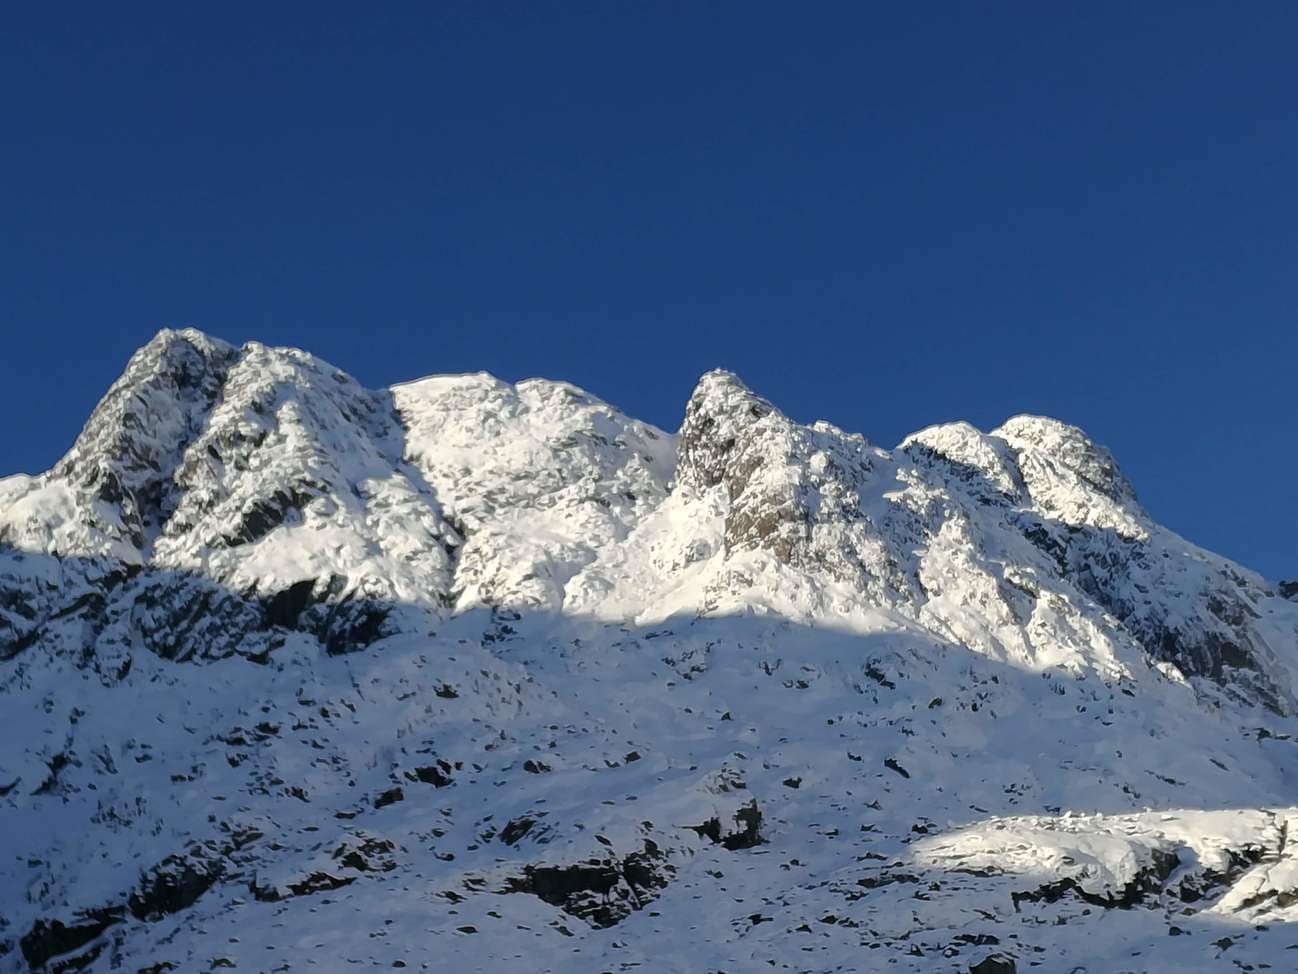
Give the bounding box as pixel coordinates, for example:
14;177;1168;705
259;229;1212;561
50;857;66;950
2;329;1298;973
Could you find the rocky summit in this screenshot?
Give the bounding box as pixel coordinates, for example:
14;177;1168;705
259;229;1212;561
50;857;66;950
2;328;1298;973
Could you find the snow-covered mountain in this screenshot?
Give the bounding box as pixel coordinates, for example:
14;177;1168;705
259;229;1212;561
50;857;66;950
3;328;1297;973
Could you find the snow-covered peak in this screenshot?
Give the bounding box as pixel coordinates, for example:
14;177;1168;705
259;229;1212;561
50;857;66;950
675;368;778;492
2;329;238;561
993;413;1145;538
994;414;1135;501
2;337;1292;708
900;420;1025;504
393;370;673;611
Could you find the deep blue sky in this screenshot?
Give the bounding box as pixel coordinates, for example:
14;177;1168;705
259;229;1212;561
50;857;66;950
2;3;1294;579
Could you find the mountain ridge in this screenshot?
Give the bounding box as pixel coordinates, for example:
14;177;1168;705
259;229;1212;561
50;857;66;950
2;328;1297;972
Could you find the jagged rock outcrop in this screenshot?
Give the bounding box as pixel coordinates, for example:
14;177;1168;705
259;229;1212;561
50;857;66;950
6;330;238;561
506;839;674;928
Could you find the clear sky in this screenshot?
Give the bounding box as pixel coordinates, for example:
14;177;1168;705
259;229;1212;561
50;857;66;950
1;3;1294;580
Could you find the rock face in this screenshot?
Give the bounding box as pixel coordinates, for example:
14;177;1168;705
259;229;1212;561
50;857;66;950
2;329;1298;973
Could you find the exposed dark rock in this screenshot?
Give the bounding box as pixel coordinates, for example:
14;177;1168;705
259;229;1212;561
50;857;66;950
1174;845;1265;903
499;817;536;846
0;566;100;661
309;598;391;656
689;799;763;850
1012;848;1180;912
52;329;238;551
884;757;910;779
1051;527;1289;714
332;835;397;873
32;751;74;795
289;871;358;897
116;574;274;663
263;579;318;628
222;484;321;548
506;839;672;927
675;370;776;492
676;372;816;564
1016;517;1068;572
251;871;357;902
406;763;453;787
20;909;123;969
851;872;919;896
128;846;224;920
374;786;405;809
46;941;107;973
969;954;1016;974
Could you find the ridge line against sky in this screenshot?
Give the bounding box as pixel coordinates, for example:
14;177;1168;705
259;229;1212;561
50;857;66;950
1;2;1294;579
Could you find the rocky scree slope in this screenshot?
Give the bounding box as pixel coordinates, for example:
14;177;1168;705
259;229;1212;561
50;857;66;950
1;329;1297;973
